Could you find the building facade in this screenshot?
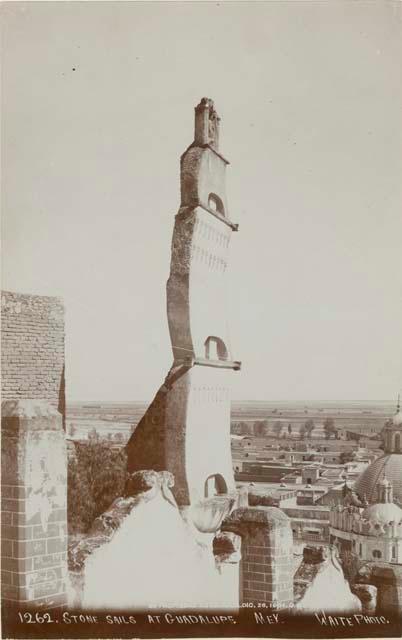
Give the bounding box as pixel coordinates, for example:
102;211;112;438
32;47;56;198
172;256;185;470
330;479;402;564
329;402;402;612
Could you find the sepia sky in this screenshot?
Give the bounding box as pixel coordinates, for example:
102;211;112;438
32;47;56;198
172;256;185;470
2;1;402;403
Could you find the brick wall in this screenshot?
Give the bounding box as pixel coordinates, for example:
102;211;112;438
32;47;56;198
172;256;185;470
1;291;65;414
1;404;68;608
223;507;294;609
1;291;67;609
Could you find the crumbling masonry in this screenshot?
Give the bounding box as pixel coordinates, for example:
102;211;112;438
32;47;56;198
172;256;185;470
1;292;68;609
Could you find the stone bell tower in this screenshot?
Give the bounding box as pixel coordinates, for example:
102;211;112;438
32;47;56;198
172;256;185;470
127;98;240;512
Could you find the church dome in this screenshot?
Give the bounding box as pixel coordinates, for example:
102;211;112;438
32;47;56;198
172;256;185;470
354;454;402;504
361;502;402;526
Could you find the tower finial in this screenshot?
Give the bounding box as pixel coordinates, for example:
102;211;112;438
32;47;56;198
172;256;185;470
194;98;220;150
397;392;401;413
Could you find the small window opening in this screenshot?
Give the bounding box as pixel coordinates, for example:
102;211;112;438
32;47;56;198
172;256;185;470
204;474;227;497
208;193;225;216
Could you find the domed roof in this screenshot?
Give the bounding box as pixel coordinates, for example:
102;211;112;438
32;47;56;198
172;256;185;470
354;454;402;504
361;502;402;525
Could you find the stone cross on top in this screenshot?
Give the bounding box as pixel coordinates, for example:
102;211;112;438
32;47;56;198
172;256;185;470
194;97;220;150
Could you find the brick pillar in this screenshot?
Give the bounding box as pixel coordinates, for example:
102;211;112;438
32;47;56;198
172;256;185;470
1;399;68;609
223;507;294;610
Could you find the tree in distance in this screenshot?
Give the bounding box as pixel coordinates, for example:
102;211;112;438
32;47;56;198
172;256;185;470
304;419;315;439
88;427;99;442
254;420;269;437
273;421;283;438
324;417;336;440
340;450;357;465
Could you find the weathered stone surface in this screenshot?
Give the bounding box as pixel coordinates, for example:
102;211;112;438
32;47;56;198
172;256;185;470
126;367;189;482
69;468;241;610
354;563;402;613
223;506;290;530
190;494;236;533
124;469;174;496
2;399;61;420
213;530;241;554
352;583;377;613
302;545;328;565
1;291;66;609
222;507;294;609
194;97;221;150
68;470;176;575
2;401;67;608
294;545;361;613
1;292;65;415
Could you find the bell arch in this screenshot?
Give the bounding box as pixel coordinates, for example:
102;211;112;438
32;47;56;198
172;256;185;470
204;473;228;497
208;193;225;216
204;336;228;361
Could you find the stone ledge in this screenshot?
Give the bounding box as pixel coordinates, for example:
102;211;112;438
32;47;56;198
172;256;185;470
2;400;61;419
177;204;238;231
196;202;238;231
223;506;290;528
184;356;241;371
180;142;230;166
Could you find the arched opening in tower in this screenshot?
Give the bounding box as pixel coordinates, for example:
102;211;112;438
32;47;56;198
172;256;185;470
204;473;228;498
204;336;228;361
208;193;225;216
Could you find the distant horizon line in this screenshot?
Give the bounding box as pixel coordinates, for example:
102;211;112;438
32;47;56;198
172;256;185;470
67;398;397;405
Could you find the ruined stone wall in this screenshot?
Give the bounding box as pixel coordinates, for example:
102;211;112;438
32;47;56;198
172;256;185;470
1;291;65;414
1;291;67;609
1;402;68;608
294;546;361;613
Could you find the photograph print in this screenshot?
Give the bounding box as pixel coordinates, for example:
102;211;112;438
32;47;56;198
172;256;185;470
1;1;402;638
